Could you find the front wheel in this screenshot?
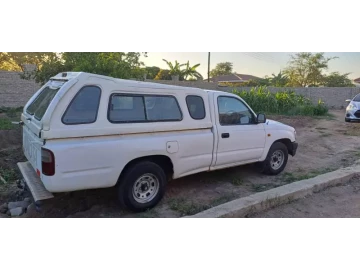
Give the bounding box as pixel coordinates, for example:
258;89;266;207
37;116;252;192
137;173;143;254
345;118;351;122
260;142;289;175
118;161;167;212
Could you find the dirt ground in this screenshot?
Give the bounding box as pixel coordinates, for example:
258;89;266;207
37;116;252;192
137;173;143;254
1;110;360;218
251;175;360;218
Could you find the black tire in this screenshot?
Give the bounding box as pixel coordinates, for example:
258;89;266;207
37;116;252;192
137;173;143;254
261;142;289;175
345;118;350;122
118;161;167;212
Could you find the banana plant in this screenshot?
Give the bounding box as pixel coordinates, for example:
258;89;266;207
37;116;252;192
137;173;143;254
182;61;203;80
162;59;185;77
270;71;289;87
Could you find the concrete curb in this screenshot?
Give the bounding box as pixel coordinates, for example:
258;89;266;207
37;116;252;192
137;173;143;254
184;164;360;218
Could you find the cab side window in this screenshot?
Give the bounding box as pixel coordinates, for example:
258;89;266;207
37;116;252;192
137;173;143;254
217;96;255;125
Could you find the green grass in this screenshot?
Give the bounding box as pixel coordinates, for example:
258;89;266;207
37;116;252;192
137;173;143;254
312;113;336;120
0;107;22;130
343;130;360;136
0;168;18;193
233;86;328;116
0;118;14;130
136;208;159;218
210;194;237;206
280;167;335;184
252;183;278;192
168;194;237;216
0;168;17;183
231;176;243;186
168;198;209;216
0;168;19;196
199;169;244;186
251;167;337;193
0;106;23;114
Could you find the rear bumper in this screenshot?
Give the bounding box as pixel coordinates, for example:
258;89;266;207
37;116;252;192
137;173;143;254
288;142;298;156
17;161;54;202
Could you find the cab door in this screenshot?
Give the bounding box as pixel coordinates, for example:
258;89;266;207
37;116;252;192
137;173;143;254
213;93;266;168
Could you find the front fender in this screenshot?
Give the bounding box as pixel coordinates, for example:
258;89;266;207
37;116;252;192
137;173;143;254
259;129;297;161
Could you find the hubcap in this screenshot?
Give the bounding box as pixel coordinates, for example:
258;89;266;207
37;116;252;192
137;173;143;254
270;150;285;170
132;173;159;203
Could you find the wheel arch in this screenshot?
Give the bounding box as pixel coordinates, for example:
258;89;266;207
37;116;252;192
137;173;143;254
274;138;291;151
260;139;290;175
117;155;174;185
273;138;298;157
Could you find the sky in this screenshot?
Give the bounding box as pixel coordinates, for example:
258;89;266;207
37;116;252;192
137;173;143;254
141;52;360;80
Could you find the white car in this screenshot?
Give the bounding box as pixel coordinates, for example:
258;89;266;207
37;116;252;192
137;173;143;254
345;94;360;122
17;72;298;212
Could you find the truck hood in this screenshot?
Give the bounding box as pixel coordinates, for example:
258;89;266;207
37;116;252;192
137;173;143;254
265;119;295;132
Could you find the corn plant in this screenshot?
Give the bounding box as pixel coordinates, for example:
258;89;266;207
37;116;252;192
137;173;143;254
233;87;328;116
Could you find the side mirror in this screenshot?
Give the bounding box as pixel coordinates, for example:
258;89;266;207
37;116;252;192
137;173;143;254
256;113;266;124
346;99;352;103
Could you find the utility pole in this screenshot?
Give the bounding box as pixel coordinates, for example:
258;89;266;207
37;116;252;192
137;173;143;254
207;52;210;82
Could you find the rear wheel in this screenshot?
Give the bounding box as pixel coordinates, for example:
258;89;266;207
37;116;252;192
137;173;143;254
117;161;167;212
345;118;351;122
260;142;288;175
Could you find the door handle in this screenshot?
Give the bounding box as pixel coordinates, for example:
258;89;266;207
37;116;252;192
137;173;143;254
221;133;230;138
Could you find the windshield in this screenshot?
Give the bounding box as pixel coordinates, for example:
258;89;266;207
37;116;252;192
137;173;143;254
26;80;65;121
353;94;360;102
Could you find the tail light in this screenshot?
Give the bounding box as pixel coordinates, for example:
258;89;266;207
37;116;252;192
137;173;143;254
41;148;55;176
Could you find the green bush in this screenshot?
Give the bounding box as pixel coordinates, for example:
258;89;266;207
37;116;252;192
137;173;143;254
233;86;328;116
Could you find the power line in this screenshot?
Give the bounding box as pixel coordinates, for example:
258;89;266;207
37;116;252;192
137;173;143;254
242;52;278;64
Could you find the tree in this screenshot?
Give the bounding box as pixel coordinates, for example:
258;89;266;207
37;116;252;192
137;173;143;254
210;62;233;78
182;61;203;80
270;71;289;87
143;66;160;80
33;54;65;84
0;52;57;72
284;52;336;87
33;52;147;84
161;59;202;81
0;52;64;83
242;78;271;87
1;52;148;84
63;52;145;77
162;59;185;80
323;72;355;87
154;69;172;80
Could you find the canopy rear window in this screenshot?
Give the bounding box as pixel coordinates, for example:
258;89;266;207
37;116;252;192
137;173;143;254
26;80;65;121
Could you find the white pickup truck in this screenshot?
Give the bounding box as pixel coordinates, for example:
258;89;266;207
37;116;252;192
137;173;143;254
17;72;298;212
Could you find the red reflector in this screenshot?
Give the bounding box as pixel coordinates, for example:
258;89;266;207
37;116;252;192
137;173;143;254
36;169;41;177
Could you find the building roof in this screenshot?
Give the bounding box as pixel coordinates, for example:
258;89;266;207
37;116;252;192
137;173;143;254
209;73;261;82
354;77;360;83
